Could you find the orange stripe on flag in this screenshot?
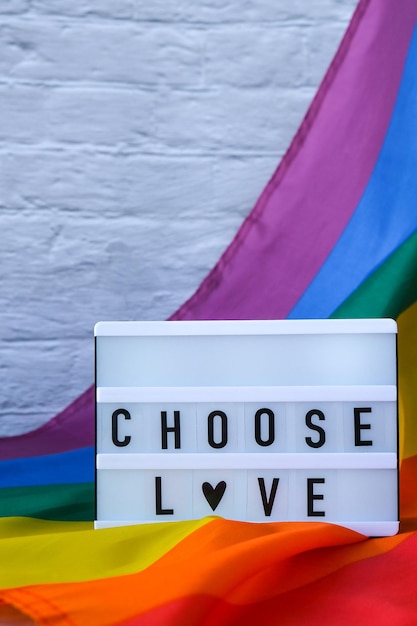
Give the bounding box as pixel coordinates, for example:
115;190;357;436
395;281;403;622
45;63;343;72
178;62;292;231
1;519;407;626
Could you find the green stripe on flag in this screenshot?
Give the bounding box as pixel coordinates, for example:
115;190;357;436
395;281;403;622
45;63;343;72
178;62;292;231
0;483;94;521
331;229;417;319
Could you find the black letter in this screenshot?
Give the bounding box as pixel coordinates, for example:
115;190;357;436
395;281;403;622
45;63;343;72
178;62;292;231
155;477;174;515
258;477;280;516
354;407;372;446
307;478;325;517
161;410;181;449
111;408;131;447
305;409;326;448
255;408;275;447
208;410;228;448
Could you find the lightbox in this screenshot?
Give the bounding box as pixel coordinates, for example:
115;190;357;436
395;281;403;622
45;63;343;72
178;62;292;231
94;319;398;535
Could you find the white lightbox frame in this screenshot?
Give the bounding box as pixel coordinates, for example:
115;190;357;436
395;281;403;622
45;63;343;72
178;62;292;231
94;319;399;535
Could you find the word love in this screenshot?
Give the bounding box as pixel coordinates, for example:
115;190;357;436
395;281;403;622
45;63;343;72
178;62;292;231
155;476;318;517
156;476;323;517
96;465;397;524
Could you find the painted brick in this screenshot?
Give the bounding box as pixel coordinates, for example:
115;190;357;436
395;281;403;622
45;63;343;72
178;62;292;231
204;25;309;89
0;0;29;14
0;20;205;87
31;0;136;20
0;150;214;216
30;0;355;22
0;84;158;146
154;86;315;152
136;0;357;24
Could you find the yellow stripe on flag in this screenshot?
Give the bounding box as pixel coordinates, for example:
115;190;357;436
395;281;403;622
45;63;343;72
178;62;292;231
397;301;417;460
0;516;212;589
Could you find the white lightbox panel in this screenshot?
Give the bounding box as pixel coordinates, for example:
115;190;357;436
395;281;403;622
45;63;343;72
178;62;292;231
95;320;396;388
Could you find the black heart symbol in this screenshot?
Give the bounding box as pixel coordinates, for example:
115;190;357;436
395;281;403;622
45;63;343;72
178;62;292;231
202;481;227;511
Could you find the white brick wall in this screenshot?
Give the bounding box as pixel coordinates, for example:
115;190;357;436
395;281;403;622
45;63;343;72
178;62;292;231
0;0;358;435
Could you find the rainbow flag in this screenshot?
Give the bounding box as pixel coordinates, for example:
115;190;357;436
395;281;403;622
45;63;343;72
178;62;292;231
1;0;417;623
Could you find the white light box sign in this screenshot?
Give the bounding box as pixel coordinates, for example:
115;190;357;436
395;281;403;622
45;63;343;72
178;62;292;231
94;319;399;536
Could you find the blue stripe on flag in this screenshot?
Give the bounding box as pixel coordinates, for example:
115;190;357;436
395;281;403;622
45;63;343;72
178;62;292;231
0;447;95;488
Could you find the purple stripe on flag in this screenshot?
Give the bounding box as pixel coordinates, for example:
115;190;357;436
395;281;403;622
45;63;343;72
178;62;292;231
0;386;94;461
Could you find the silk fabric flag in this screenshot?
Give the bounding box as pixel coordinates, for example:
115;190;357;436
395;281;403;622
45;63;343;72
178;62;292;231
1;0;417;623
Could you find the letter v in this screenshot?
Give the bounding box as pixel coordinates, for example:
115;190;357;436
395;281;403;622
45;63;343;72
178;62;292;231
257;477;279;516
